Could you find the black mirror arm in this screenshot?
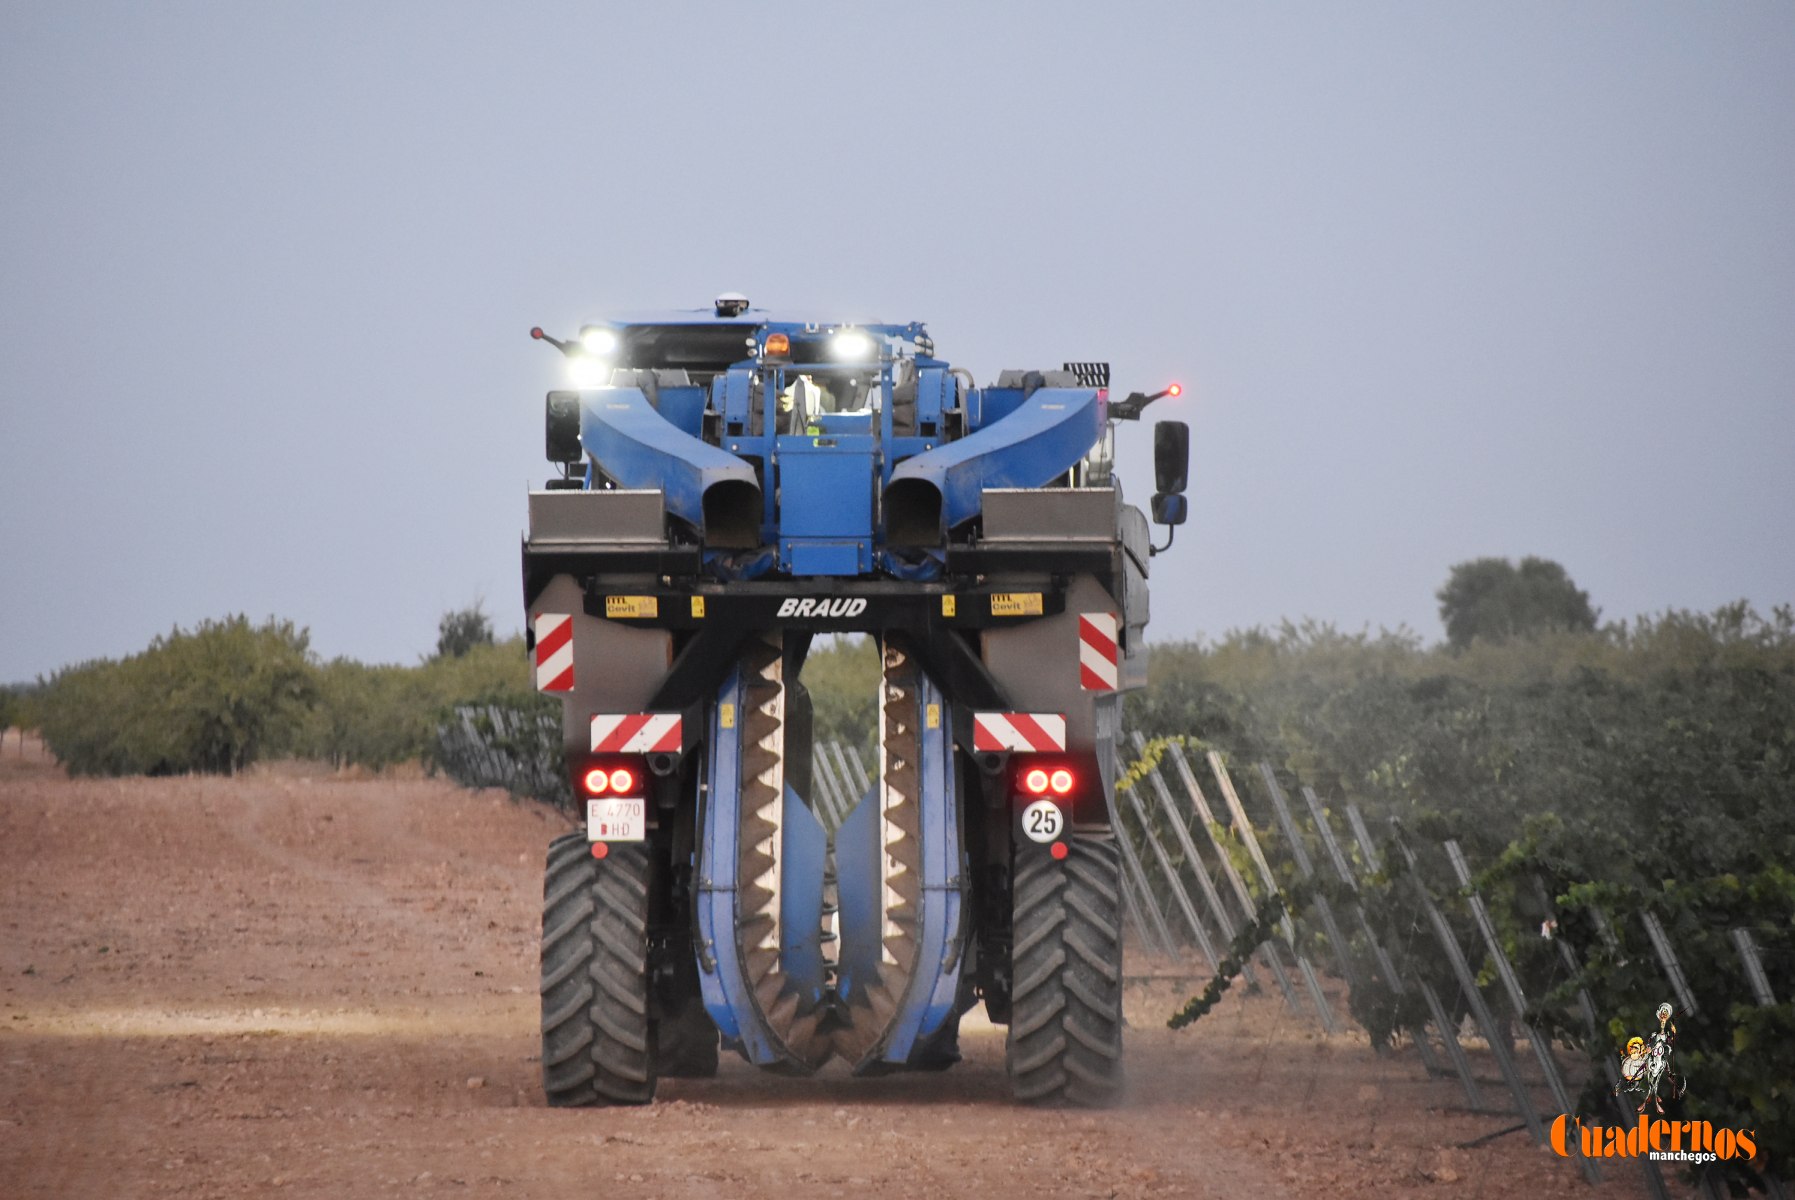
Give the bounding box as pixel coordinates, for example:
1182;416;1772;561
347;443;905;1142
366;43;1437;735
1111;386;1178;421
530;326;580;358
1149;524;1176;556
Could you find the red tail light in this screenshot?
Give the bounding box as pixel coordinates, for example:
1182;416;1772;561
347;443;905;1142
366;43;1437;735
1019;763;1080;796
579;757;647;799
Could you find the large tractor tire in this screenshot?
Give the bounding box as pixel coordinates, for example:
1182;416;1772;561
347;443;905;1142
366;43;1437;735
1006;835;1124;1106
540;833;656;1106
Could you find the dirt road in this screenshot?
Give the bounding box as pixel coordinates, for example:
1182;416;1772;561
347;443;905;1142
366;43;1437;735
0;743;1664;1198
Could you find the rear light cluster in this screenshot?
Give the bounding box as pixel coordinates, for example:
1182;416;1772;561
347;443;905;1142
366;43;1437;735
1021;766;1076;796
581;764;640;796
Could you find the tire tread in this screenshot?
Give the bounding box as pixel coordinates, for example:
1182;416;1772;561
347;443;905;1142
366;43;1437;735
540;833;656;1106
1005;837;1124;1106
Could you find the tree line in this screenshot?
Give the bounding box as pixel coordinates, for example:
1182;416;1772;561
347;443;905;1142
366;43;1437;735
19;606;545;776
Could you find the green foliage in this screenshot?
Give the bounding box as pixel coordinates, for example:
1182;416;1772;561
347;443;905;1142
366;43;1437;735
283;636;532;769
1437;556;1598;649
292;659;423;769
1127;604;1795;876
37;617;315;775
34;617;531;777
802;635;880;760
435;602;495;659
1168;883;1306;1029
1135;601;1795;1182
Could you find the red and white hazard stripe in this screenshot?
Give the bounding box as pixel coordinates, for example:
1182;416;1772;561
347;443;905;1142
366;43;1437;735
972;713;1067;753
1079;612;1119;692
590;713;683;754
533;613;574;692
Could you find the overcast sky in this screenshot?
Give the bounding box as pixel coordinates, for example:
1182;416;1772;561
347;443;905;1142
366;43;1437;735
3;3;1792;683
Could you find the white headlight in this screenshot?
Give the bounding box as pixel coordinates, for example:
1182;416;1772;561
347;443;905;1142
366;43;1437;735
831;330;874;360
569;356;610;387
579;326;618;355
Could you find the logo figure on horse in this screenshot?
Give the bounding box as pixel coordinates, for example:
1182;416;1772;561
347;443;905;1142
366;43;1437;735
1616;1002;1688;1114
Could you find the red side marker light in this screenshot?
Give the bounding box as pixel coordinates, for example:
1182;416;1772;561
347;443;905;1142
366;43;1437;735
1024;767;1050;795
1049;841;1069;861
531;326;545;339
1048;768;1075;795
591;842;608;859
1167;382;1183;398
582;767;610;796
609;767;636;794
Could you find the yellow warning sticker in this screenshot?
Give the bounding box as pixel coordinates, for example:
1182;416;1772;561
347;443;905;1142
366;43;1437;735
990;592;1043;617
941;595;957;617
926;703;941;730
690;596;706;618
604;595;658;619
720;703;735;730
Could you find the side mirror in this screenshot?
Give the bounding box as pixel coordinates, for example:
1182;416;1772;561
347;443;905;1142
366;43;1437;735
1154;420;1189;494
1150;493;1188;527
546;390;582;463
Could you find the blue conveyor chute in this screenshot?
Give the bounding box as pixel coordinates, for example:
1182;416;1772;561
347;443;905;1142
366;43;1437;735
578;387;762;547
882;386;1104;545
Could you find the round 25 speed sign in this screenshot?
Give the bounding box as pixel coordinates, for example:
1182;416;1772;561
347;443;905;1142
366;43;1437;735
1020;798;1063;844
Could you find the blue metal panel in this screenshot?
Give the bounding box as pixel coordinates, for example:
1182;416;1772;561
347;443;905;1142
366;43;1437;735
877;366;895;467
979;386;1026;427
656;385;706;438
832;778;881;1004
807;412;875;436
779;784;828;1006
883;386;1103;538
718;369;754;434
777;434;876;575
786;542;865;576
915;368;952;433
880;671;965;1064
776;437;876;538
711;368;781;537
695;666;782;1063
578;387;760;543
752;318;931;344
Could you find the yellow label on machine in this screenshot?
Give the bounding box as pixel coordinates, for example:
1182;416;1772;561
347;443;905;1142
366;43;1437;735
990;592;1043;616
690;596;706;618
719;703;735;730
604;595;658;619
926;703;941;730
941;595;956;617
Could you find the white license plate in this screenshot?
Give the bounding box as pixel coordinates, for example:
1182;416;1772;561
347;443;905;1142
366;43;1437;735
586;798;646;842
